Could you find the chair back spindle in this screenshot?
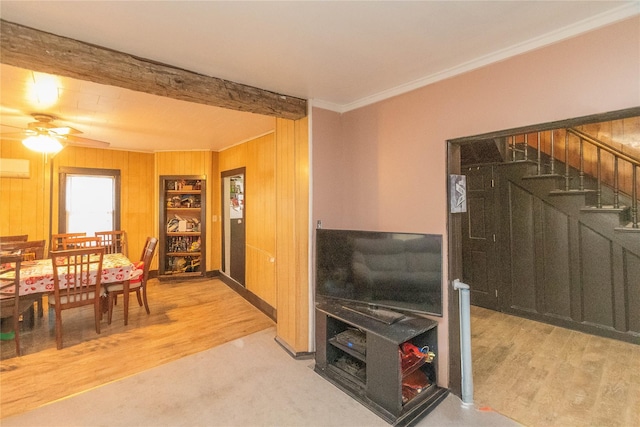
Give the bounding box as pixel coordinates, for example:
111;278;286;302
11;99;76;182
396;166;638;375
61;236;102;250
51;233;86;251
49;247;105;349
95;230;128;256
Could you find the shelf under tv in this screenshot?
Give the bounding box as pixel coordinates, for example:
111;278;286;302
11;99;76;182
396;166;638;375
315;301;448;426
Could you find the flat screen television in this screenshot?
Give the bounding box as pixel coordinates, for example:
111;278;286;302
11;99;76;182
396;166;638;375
315;229;443;322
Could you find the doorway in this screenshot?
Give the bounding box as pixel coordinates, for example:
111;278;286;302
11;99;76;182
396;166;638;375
460;165;499;310
221;168;246;286
447;107;640;398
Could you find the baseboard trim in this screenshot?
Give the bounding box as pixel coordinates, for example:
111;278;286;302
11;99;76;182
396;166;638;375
274;335;315;360
219;273;277;322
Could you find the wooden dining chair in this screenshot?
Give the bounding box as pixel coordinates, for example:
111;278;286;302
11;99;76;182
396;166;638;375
0;254;41;356
61;236;102;249
0;235;28;243
0;240;46;261
0;240;47;319
105;237;158;325
95;230;127;256
49;247;105;350
51;232;86;251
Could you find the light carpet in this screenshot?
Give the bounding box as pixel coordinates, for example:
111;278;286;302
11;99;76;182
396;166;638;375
2;327;520;426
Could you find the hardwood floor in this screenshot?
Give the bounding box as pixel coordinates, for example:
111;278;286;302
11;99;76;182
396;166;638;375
2;284;638;426
471;305;640;427
0;277;275;419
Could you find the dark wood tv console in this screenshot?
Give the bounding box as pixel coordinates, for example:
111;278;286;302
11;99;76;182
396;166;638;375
315;301;448;426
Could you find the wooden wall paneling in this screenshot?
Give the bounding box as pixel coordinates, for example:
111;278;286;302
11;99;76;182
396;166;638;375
40;155;49;242
625;249;640;334
124;151;138;255
204;152;213;274
541;202;572;319
497;165;639;342
0;140;47;240
612;243;626;333
155;152;169;175
245;140;258;292
568;216;583;323
219;143;248;172
275;117;310;355
126;150;155;265
601;150;615;187
245;134;277;306
275;118;295;349
210;151;221;271
0;142;13;233
11;156;29;232
507;183;537;312
533;198;546;313
128;149;154;261
294;116;310;351
218;136;277;306
32;154;46;241
579;224;615;328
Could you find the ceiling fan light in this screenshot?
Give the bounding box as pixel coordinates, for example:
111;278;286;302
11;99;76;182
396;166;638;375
22;134;64;153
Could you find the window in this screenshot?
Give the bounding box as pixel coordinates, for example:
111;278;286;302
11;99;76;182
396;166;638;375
58;167;121;235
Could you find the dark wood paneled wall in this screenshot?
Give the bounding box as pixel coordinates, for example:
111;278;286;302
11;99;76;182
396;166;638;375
499;175;639;343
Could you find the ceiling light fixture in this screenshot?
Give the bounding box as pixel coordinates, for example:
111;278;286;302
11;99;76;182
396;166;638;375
22;134;64;153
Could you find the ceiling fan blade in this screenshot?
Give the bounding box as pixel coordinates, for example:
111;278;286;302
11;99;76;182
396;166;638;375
65;134;110;148
0;130;34;141
50;125;81;135
1;123;29;132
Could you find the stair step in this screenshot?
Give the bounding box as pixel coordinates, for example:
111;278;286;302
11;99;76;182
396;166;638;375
549;189;596;196
581;205;628;214
615;222;640;233
522;174;564;180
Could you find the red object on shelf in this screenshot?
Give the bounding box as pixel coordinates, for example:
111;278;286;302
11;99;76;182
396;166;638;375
402;369;430;404
400;350;425;373
400;342;427;373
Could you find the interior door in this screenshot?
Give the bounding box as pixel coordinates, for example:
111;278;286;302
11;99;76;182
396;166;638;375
221;168;246;286
461;165;499;310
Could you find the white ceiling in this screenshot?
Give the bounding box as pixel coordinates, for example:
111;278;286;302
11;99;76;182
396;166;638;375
1;1;638;152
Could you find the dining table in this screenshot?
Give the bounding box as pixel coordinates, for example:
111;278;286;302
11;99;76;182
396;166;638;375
0;253;137;297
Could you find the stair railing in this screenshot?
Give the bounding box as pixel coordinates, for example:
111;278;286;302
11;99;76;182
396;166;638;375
508;127;639;228
567;128;639;228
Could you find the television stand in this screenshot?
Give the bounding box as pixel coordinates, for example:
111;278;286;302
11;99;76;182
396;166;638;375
341;304;405;325
315;301;448;426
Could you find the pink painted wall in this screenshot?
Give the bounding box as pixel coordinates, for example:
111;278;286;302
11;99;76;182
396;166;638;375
311;16;639;386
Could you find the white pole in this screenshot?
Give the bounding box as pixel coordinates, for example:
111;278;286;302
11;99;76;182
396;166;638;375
453;279;474;406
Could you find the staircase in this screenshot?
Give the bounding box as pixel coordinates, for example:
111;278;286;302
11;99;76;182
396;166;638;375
507;127;639;232
462;125;639;343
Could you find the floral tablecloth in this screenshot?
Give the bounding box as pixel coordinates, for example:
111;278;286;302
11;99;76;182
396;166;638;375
1;253;135;296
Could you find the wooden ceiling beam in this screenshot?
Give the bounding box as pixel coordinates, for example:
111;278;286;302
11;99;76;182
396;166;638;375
0;20;307;120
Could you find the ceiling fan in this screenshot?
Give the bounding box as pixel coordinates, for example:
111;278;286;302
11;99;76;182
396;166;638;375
1;113;110;152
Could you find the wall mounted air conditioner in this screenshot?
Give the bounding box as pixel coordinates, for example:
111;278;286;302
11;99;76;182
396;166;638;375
0;158;30;178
